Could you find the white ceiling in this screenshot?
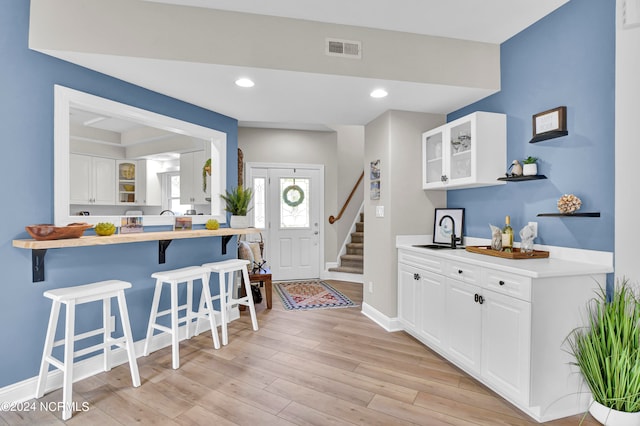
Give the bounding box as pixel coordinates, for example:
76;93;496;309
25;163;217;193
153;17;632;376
45;0;569;130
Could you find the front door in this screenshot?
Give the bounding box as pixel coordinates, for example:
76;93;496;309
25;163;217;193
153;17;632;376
247;164;322;281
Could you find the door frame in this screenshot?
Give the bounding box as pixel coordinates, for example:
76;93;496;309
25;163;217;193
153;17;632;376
246;162;325;279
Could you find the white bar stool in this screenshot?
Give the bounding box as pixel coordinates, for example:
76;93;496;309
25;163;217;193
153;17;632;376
143;266;219;369
35;280;140;421
199;259;258;346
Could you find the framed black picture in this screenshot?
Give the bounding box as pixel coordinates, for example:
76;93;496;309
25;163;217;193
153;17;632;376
530;106;568;143
433;208;464;244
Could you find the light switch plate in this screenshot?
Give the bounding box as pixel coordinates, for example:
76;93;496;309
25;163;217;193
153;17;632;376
375;206;384;217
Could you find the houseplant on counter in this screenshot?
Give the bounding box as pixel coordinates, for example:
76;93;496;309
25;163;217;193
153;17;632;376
220;185;253;228
566;279;640;425
522;156;538;176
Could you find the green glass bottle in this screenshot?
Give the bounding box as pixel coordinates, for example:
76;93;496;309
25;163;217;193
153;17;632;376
502;215;514;252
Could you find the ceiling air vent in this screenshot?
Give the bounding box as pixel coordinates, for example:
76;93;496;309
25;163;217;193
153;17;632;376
325;38;362;59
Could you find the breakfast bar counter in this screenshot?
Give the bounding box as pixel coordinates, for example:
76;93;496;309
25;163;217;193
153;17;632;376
13;227;261;282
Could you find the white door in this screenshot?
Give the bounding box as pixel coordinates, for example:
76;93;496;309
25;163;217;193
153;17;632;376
247;164;322;281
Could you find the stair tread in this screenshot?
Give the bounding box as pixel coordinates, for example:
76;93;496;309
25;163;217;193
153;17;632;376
328;266;363;274
341;254;363;260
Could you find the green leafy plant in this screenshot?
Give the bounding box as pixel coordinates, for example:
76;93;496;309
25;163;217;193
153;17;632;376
566;278;640;413
202;158;212;192
220;186;253;216
523;156;538;164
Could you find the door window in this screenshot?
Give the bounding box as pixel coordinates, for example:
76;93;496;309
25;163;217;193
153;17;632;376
280;178;310;228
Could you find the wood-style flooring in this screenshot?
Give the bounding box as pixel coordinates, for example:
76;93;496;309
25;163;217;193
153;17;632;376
2;280;599;425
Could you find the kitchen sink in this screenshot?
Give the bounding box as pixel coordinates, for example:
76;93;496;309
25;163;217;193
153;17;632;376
412;244;466;250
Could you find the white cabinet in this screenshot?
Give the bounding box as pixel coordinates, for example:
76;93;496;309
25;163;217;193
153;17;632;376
116;160;137;204
422;111;506;190
397;246;607;422
70;154;115;205
180;150;211;205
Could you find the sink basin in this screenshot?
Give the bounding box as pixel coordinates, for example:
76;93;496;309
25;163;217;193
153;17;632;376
412;244;465;250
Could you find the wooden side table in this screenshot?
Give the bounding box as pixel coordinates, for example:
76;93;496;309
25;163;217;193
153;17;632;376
240;272;272;310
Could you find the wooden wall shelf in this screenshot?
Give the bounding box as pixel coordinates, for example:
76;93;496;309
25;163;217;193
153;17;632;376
497;175;547;182
537;212;600;217
13;228;261;282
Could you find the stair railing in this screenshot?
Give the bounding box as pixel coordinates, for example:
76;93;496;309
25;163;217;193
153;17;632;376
329;171;364;224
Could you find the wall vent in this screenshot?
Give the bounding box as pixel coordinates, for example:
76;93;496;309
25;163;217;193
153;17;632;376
325;38;362;59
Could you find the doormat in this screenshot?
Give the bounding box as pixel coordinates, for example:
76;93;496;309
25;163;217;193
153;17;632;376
274;280;358;311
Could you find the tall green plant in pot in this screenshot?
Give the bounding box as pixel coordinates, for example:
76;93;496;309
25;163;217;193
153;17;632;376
566;279;640;425
220;186;253;228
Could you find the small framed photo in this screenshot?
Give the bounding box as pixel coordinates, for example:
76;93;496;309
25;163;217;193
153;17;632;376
120;216;143;234
174;216;192;231
531;106;568;142
370;159;381;180
370;180;380;200
433;208;464;244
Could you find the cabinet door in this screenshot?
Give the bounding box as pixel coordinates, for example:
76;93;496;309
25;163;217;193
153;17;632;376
398;264;420;332
180;152;196;203
418;269;446;347
447;118;473;185
137;160;161;206
116;160;136;204
422;129;445;189
444;278;482;373
481;289;531;404
93;157;116;205
69;154;92;204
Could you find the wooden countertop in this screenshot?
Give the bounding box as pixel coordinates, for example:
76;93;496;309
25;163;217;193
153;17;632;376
13;227;261;249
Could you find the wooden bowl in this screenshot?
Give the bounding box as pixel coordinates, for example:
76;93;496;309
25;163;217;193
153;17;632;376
25;223;93;241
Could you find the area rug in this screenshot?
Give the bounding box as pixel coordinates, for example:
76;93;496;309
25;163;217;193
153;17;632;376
275;280;358;311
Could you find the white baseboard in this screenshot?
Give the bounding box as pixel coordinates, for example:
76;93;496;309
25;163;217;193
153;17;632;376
0;309;238;404
321;269;364;283
361;302;402;332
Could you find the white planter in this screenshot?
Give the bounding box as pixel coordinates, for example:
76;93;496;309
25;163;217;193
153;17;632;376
229;215;249;229
589;400;640;425
522;163;538;176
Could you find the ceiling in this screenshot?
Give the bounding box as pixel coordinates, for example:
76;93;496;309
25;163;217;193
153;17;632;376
43;0;569;131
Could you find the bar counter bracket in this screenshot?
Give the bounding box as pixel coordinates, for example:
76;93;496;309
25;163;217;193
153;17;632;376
13;228;260;283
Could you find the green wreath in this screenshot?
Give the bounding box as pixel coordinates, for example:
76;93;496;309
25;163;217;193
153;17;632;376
282;184;304;207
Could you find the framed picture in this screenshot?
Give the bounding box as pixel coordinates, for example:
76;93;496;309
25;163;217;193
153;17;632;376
370;180;380;200
370;159;380;180
120;216;143;234
531;106;568;143
174;216;192;231
433;208;464;244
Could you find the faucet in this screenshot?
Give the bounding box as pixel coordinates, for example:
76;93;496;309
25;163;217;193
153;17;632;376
159;209;175;216
439;214;462;249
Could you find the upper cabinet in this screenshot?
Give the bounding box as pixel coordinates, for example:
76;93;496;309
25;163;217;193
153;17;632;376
180;150;211;205
422;111;506;190
70;154;116;205
116;160;162;206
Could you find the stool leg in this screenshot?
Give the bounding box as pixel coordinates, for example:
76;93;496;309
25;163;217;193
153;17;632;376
116;290;141;387
36;300;61;398
240;267;259;331
186;280;193;340
62;302;76;421
194;282;206;337
170;282;180;369
200;273;220;349
103;298;111;372
219;271;228;346
143;280;162;356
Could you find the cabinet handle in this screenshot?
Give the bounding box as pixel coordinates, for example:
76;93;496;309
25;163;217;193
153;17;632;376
458;269;463;274
499;280;505;286
413;273;421;280
478;295;485;304
441;175;449;183
474;293;479;303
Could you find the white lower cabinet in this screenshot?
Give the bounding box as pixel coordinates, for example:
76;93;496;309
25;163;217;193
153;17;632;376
398;247;605;422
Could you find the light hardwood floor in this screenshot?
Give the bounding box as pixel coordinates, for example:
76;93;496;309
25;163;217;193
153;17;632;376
4;280;599;425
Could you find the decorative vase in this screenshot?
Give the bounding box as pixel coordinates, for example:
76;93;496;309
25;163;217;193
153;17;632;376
589;400;640;425
229;215;248;229
522;163;537;176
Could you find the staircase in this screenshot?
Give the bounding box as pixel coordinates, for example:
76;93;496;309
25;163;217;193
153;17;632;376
329;212;364;274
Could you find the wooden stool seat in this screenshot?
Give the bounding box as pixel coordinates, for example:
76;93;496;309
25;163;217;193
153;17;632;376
36;280;140;421
143;266;219;370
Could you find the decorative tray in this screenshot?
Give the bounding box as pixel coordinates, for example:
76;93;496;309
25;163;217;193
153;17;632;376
465;245;549;259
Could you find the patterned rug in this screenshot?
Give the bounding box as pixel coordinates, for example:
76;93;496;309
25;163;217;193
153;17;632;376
275;280;358;311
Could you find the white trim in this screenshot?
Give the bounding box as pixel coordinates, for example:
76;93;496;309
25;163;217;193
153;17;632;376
54;85;227;227
246;162;325;280
335;202;364;262
361;302;403;332
0;309;236;404
321;269;363;283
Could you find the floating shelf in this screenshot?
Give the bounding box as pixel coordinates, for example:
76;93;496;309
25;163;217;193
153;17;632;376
529;130;568;143
497;175;547;182
537;212;600;217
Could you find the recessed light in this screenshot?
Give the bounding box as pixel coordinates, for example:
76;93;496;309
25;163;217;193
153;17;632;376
370;89;388;98
235;78;255;88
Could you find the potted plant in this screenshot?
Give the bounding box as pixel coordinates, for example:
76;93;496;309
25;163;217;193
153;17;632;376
202;158;211;192
220;185;253;228
566;279;640;425
522;156;538;176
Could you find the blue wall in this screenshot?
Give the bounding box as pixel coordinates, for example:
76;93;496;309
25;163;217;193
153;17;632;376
448;0;615;253
0;2;238;387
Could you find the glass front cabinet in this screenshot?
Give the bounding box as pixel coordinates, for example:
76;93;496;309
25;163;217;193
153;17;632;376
422;111;506;190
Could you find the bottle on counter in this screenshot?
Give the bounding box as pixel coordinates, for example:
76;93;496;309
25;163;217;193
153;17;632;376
502;215;514;252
